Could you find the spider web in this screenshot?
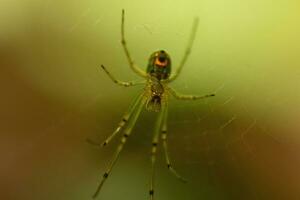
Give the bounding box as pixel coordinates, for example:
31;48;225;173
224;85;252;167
169;59;300;200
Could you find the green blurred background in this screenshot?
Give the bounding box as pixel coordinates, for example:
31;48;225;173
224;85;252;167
1;0;300;199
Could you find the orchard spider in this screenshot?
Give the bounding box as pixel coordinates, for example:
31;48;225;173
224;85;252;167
90;9;215;200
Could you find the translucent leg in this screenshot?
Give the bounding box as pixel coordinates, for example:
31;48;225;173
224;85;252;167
168;87;215;100
168;17;199;82
100;65;145;87
92;96;146;198
87;93;144;147
161;101;187;182
121;9;147;77
149;101;166;200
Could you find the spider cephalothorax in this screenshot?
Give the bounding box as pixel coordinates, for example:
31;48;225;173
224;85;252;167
147;50;171;80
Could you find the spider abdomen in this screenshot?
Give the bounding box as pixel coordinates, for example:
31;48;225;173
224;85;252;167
146;95;162;112
145;79;165;112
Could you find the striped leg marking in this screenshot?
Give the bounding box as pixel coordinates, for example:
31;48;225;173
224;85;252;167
87;93;144;147
149;102;167;200
100;65;145;87
161;102;187;182
92;96;146;199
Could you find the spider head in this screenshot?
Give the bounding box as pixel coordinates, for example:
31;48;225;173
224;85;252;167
146;50;171;80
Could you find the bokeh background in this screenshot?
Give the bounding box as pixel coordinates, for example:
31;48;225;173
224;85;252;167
1;0;300;200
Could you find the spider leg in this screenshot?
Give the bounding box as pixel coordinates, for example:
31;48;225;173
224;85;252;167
87;92;145;147
100;65;145;87
121;9;147;78
161;101;187;182
92;96;146;199
168;87;215;100
149;101;167;200
168;17;199;82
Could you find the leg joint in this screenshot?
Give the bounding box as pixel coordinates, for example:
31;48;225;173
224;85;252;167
103;172;108;178
123;133;129;138
149;189;154;195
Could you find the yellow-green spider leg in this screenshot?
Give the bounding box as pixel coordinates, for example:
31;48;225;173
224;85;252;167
121;9;147;78
92;95;147;199
168;87;215;100
168;17;199;82
87;92;145;147
100;65;146;87
149;100;167;200
161;101;187;182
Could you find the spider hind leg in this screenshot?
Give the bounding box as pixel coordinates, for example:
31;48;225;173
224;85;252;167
161;101;187;182
92;95;146;198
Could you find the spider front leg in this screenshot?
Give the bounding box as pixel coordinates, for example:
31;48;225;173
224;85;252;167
161;101;187;182
168;17;199;82
121;9;147;78
92;95;146;199
168;87;215;100
100;65;145;87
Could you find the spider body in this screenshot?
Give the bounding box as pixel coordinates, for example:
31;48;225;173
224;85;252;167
90;9;215;200
145;50;171;112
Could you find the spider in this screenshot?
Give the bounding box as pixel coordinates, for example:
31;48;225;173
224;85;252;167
90;9;215;200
